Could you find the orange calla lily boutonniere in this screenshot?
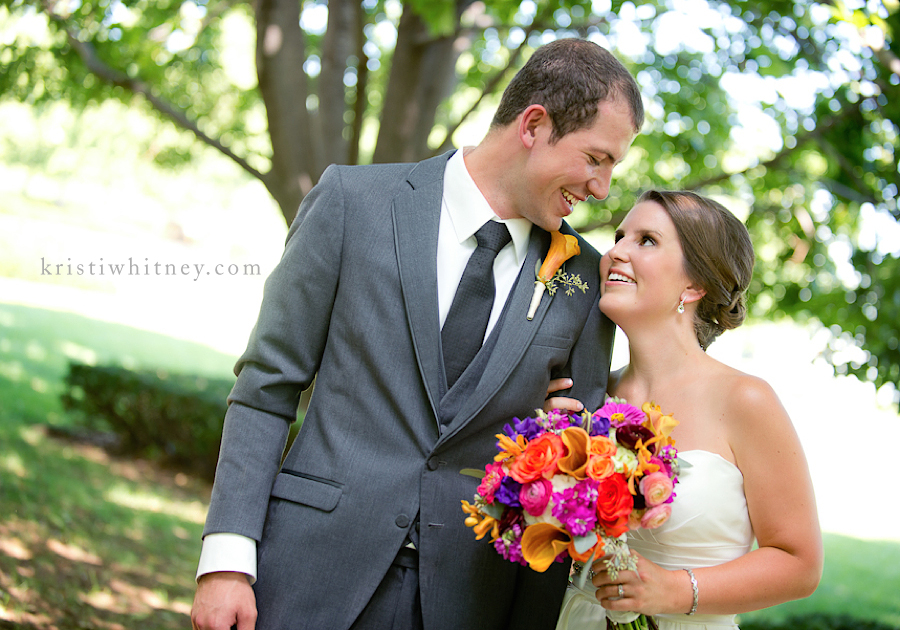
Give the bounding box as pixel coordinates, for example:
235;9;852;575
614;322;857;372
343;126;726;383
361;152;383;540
526;231;588;320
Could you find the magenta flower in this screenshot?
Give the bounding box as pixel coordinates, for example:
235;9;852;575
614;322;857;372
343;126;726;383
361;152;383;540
596;399;645;427
520;478;553;517
545;408;576;431
551;478;599;537
493;523;528;565
477;461;505;503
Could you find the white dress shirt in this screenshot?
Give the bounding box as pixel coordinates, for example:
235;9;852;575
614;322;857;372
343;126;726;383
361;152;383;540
197;149;531;583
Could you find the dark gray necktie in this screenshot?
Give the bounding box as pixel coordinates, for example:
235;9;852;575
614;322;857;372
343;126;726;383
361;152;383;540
442;221;512;388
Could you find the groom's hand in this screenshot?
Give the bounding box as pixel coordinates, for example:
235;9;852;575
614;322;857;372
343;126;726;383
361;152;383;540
192;571;257;630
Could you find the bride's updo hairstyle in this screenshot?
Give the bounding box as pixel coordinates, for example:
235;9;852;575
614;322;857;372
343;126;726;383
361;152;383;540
638;190;755;350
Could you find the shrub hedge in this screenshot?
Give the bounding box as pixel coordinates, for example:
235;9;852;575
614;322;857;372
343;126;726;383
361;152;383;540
61;361;234;480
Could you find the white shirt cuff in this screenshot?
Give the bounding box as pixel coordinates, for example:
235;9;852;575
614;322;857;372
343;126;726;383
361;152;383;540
196;533;258;585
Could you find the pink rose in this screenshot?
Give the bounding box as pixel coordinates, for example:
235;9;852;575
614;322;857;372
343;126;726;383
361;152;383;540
640;504;671;529
640;472;674;507
519;478;553;517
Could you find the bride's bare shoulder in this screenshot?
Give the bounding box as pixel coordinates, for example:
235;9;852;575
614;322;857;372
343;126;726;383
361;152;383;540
709;364;790;434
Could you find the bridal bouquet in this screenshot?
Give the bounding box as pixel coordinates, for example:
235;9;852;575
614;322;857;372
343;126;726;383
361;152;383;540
461;398;681;629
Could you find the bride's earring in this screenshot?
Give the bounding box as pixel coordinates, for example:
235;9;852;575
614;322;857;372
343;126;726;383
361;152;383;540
677;297;685;314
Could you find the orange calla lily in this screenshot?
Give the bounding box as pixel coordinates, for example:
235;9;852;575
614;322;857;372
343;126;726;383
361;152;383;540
641;401;679;439
520;522;572;572
537;231;581;283
557;427;591;479
527;231;582;320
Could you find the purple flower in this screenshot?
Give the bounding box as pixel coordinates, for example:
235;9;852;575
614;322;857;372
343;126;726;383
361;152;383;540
495;476;523;508
503;416;543;441
587;412;611;437
551;478;600;537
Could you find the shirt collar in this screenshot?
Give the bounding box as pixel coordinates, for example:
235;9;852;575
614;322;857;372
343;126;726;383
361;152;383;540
444;148;531;264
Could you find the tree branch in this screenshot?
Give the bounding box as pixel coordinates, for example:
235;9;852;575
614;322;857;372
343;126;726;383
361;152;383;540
430;36;529;154
430;3;563;154
42;2;267;184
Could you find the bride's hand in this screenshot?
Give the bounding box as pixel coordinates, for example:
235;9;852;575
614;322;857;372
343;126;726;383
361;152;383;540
591;552;691;616
544;378;584;413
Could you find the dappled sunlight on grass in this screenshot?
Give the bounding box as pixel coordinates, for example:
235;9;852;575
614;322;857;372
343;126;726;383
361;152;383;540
0;303;224;629
104;485;207;525
0;451;28;478
0;422;208;629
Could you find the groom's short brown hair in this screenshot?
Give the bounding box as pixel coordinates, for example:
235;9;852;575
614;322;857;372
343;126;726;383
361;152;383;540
491;38;644;142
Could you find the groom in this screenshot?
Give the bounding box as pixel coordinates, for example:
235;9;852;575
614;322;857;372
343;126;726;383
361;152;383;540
191;38;643;630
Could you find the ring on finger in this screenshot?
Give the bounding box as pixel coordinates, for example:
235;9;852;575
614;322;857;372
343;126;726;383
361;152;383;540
617;583;624;599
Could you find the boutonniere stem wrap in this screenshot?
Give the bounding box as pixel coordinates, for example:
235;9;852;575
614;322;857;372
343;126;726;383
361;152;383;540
526;231;585;320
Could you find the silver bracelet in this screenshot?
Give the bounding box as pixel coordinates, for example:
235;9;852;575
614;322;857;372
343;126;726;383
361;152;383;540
683;568;699;615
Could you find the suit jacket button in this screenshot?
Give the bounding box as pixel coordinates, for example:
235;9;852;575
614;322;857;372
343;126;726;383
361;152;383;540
426;456;440;471
395;514;410;528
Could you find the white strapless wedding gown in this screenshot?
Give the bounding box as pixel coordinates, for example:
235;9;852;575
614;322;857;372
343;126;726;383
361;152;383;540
556;450;755;629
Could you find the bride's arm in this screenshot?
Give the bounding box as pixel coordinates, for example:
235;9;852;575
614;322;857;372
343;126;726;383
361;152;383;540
595;374;823;616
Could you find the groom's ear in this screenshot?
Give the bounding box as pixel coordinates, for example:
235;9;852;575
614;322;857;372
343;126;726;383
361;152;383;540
518;105;550;149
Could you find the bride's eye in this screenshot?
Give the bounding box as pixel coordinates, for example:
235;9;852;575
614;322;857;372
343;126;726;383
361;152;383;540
640;235;657;246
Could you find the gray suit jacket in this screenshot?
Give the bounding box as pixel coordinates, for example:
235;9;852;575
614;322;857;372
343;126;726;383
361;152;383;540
203;151;615;630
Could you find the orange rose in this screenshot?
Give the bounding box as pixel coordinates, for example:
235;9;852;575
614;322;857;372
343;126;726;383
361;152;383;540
589;435;616;457
585;435;616;480
595;474;633;538
509;433;565;483
585;454;616;480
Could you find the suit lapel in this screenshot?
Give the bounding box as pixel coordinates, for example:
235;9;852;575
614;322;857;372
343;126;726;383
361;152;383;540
393;152;454;426
438;228;554;442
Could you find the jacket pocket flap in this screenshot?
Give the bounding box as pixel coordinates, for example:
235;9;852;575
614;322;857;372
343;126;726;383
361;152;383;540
531;333;571;349
271;471;342;512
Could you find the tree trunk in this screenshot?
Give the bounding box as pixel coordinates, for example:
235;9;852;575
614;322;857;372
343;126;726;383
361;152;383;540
318;0;356;170
371;3;464;163
256;0;317;224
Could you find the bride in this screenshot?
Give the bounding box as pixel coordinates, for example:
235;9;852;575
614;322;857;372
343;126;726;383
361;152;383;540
547;190;823;629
